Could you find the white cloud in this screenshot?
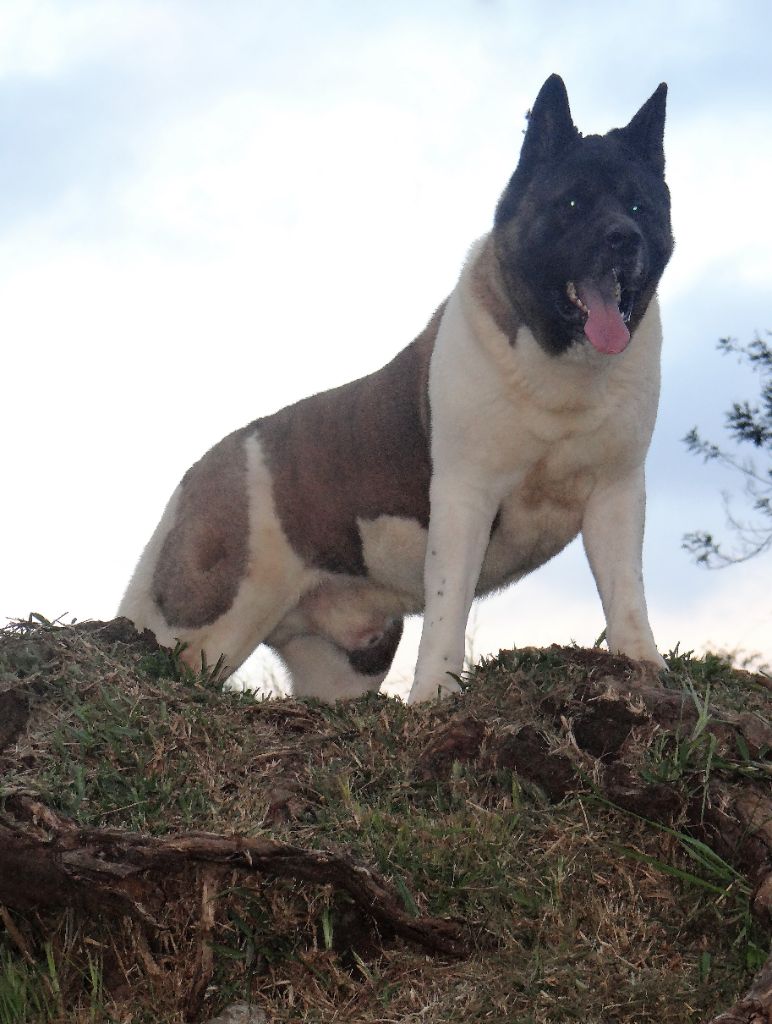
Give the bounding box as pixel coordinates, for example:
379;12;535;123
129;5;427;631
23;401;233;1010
0;1;174;78
654;557;772;669
664;111;772;300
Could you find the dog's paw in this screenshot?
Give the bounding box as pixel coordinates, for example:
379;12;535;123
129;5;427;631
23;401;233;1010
612;642;668;673
405;674;463;705
643;651;669;673
606;627;668;673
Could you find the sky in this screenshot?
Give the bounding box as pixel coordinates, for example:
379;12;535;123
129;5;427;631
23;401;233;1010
1;0;771;690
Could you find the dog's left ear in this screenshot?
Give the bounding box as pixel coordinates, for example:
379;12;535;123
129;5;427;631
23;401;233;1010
617;83;668;173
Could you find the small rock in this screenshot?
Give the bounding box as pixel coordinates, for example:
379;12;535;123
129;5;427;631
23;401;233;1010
205;1002;267;1024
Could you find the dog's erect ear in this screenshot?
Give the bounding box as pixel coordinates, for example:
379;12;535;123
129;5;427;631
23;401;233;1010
617;83;668;173
521;74;580;167
495;74;579;226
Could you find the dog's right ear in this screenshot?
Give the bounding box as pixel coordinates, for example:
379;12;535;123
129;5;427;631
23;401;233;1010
521;75;580;167
495;74;579;226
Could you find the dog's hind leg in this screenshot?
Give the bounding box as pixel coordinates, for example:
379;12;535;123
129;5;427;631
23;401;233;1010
272;618;403;700
119;429;317;677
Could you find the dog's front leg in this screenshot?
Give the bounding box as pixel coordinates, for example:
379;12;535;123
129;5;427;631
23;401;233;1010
407;477;498;704
582;467;666;669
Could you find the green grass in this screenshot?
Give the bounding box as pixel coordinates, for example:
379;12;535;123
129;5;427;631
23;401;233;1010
0;942;104;1024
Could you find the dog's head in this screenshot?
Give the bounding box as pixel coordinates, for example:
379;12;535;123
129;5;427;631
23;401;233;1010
493;75;674;357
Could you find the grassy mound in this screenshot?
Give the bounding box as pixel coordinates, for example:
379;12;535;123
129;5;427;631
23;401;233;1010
0;616;769;1023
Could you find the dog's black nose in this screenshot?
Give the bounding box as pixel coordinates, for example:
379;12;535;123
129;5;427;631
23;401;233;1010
605;220;643;257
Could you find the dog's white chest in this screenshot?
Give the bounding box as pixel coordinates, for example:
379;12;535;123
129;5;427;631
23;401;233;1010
359;408;633;603
478;449;596;592
359;298;661;606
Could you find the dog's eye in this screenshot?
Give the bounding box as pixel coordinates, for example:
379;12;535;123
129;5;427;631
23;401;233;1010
630;201;643;216
568;198;579;211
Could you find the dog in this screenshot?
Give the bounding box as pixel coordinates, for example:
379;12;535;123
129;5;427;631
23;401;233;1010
119;74;674;704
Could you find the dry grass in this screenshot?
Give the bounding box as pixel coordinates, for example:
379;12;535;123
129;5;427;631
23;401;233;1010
0;616;769;1023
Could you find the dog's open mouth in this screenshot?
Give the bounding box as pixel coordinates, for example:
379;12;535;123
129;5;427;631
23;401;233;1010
565;269;635;354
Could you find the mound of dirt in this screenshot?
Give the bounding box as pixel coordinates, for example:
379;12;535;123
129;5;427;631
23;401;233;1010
0;616;770;1023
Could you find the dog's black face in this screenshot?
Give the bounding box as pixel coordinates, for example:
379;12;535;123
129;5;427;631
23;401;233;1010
494;75;674;356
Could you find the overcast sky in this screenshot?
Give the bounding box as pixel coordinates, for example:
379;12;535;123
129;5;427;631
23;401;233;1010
2;0;771;686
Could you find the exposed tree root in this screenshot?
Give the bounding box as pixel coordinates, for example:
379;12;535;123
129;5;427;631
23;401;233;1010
0;793;468;959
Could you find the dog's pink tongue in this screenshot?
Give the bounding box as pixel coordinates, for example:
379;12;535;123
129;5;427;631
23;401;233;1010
578;281;630;355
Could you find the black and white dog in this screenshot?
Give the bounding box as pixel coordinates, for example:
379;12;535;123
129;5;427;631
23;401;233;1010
120;75;674;703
